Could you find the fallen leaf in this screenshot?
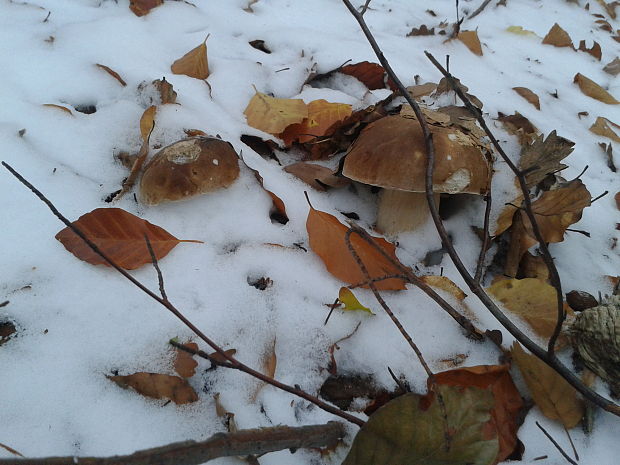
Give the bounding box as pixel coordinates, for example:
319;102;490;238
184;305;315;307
279;99;352;145
603;57;620;76
244;91;308;135
249;39;271;54
434;365;524;463
420;275;467;301
207;348;237;364
542;23;574;47
339;61;397;91
0;321;16;346
283;162;349;191
95;64;127;86
511;343;584;428
407;25;435;36
174;341;198;378
573;73;619;104
0;442;23;458
616;191;620;210
596;0;619;18
152;77;177;104
214;393;238;432
590;116;620;142
518;252;550;282
577;40;602;60
512;87;540;110
307;204;407;290
338;287;374;315
245;162;289;224
497;112;539;144
129;0;163;16
171;37;210;80
184;128;207;137
519;130;575;188
407;82;437;98
251;338;277;401
108;372;198;404
342;385;499;465
42;104;73;115
487;278;564;341
55;208;201;270
505;26;539;37
139;105;157;142
457;30;483;56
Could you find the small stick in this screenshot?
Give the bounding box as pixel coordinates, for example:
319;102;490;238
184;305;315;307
535;421;579;465
144;234;167;300
359;0;372;15
468;0;492;19
474;192;492;283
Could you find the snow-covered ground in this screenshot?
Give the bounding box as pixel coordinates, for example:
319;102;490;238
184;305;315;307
1;0;619;463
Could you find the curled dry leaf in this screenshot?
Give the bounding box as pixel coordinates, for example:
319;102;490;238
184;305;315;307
496;112;539;145
407;25;435;36
434;365;524;463
108;372;198;404
420;275;466;301
573;73;619;104
339;61;397;91
251;338;277;401
283;162;349;191
306;204;407;290
129;0;163;16
511;343;584;428
279;99;352;145
95;64;126;86
590;116;620;142
456;30;483;56
244;91;307;135
245;161;288;224
338;287;374;315
153;77;177;104
42;104;73;115
55;207;201;270
407;82;437;98
577;40;602;60
512;87;540;110
171;37;210;80
541;23;573;48
174;341;198;378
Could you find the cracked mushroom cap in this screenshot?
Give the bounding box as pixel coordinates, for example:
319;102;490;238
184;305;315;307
140;137;240;205
342;114;491;194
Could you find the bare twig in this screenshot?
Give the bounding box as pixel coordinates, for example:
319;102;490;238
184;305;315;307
144;235;167;300
0;301;9;308
0;422;345;465
1;161;365;428
468;0;492;19
340;0;620;417
474;193;492;283
535;422;579;465
359;0;372;15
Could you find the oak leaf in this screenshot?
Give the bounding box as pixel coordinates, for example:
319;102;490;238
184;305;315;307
55;208;201;270
306;205;407;290
171;37;210;80
279;99;352;145
590;116;620;142
512;87;540;110
541;23;573;48
457;30;483;56
244;91;307;134
511;343;584;428
108;372;198;404
573;73;619;104
174;342;198;378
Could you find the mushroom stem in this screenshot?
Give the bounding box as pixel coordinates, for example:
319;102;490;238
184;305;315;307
376;189;440;236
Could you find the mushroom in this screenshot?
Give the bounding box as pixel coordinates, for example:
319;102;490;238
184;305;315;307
140;137;240;205
342;111;491;235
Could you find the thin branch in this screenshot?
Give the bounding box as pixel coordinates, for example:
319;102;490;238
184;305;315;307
535;421;579;465
468;0;492;19
339;1;620;417
0;301;8;308
359;0;372;15
0;422;346;465
1;161;365;428
144;234;167;300
475;192;492;283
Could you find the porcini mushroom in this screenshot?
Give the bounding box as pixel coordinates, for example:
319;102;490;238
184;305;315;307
140;137;240;205
342;111;490;235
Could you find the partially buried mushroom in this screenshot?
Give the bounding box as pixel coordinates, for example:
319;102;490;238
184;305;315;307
342;109;491;236
140;137;240;205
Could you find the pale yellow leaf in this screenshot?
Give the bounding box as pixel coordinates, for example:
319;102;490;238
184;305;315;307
420;275;467;301
505;26;539;37
244;90;308;134
338;287;374;314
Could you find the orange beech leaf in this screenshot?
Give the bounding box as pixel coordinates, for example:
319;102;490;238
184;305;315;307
340;61;397;91
42;104;73;115
108;372;198;404
171;37;210;80
174;341;198;378
95;64;127;86
129;0;163;16
244;90;308;134
279;100;352;145
306;202;407;290
55;208;201;270
433;365;524;463
457;30;483;56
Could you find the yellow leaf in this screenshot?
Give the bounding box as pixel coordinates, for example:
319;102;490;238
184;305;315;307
457;30;483;56
244;90;308;135
279;99;352;145
541;23;573;48
512;87;540;110
589;116;620;142
420;275;466;301
505;26;538;37
573;73;619;104
511;343;584;428
42;104;73;115
338;287;374;314
139;105;157;143
171;37;210;80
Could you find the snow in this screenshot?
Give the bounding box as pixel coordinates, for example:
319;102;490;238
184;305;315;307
1;0;619;464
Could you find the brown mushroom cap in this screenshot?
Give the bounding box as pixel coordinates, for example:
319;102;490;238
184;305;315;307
140;137;240;205
342;114;490;194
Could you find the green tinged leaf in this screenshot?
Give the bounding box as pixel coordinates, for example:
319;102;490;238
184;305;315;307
338;287;374;315
342;385;499;465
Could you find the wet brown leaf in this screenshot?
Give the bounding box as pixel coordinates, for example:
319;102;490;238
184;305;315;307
0;321;16;346
542;23;573;48
171;37;210;80
573;73;619;104
407;25;435;36
512;87;540;110
108;372;198;404
153;78;177;104
246;164;289;224
174;342;198;378
407;82;437;98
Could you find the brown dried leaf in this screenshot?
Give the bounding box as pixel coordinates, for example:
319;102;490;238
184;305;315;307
184;128;207;137
407;25;435;36
153;78;177;104
0;442;23;458
307;204;407;290
55;208;200;270
590;116;620;142
208;348;237;364
420;275;466;301
603;57;620;76
519;130;575;188
129;0;163;16
511;343;584;428
279;99;352;145
95;64;127;86
573;73;619;104
174;342;198;378
596;0;619;18
42;104;73;115
457;30;483;56
171;37;210;80
251;338;277;401
340;61;397;91
512;87;540;110
0;321;16;346
497;112;539;144
577;40;602;60
139;105;157;143
244;162;289;224
518;252;550;282
108;372;198;404
542;23;573;48
244;91;307;135
407;82;437;98
284;162;349;191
